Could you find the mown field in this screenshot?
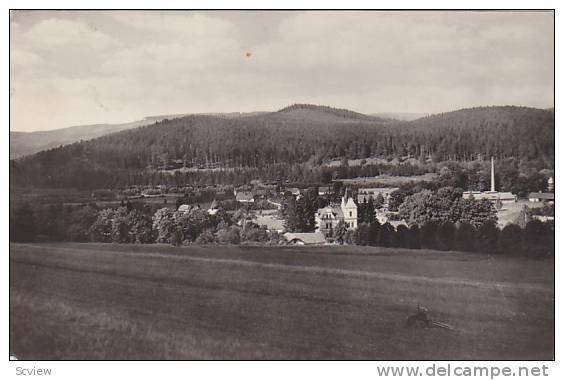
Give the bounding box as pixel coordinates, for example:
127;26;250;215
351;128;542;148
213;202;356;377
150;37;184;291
9;243;554;360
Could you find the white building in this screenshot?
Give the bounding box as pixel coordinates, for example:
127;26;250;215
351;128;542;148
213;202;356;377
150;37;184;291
315;190;358;235
357;187;399;206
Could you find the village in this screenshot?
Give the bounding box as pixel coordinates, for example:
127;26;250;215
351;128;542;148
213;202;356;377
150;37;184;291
78;157;553;247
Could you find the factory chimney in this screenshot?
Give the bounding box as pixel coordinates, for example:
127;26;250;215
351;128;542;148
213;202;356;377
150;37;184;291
491;156;495;192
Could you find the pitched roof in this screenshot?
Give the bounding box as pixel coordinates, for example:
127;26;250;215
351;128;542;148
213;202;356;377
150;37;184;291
317;205;343;219
283;232;326;245
344;197;357;208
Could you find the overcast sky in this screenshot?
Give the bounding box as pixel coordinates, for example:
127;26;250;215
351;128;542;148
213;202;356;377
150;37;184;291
10;10;554;132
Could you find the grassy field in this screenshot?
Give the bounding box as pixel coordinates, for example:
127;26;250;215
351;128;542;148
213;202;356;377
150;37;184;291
9;242;554;360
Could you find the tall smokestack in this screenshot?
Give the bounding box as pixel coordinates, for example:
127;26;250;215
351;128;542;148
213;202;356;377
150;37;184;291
491;156;495;192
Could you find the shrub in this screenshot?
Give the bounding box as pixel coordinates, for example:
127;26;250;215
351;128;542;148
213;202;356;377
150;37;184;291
10;202;36;242
152;208;177;244
420;221;439;250
498;224;523;254
216;226;241;244
241;222;269;242
195;229;216;244
407;225;421;249
333;221;347;245
368;220;381;246
436;222;456;251
524;220;554;257
476;221;499;253
65;205;99;242
454;222;476;252
378;222;395;247
356;223;371;245
344;229;357;245
395;225;409;248
89;208;115;243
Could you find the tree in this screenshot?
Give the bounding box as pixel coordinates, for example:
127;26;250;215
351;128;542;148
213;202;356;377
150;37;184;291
195;229;216;244
128;209;154;243
498;224;522;254
436;222;456;251
333;221;347;245
456;199;498;229
358;197;375;224
395;225;409;248
420;221;439;250
356;223;371;245
388;189;408;211
89;208;115;243
476;221;499;253
344;229;357;245
523;220;554;257
374;193;385;209
111;207;133;243
399;190;442;226
241;222;269;242
66;205;99;242
10;202;36;242
378;222;395;247
368;220;381;246
454;222;476;252
34;203;65;241
399;188;497;229
176;208;212;242
216;225;241;244
152;208;177;244
407;225;421;249
281;196;299;232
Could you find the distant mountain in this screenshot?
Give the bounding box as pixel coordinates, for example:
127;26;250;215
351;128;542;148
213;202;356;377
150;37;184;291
10;104;554;189
9;111;277;159
275;104;392;123
371;112;428;122
9;114;195;159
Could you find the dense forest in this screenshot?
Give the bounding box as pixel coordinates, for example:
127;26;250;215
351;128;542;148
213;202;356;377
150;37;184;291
10;104;554;189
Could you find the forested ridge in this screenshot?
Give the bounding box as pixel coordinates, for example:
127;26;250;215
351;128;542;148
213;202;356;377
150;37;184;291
10;104;554;189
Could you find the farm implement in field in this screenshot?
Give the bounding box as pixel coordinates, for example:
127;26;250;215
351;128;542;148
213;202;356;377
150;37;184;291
406;305;454;330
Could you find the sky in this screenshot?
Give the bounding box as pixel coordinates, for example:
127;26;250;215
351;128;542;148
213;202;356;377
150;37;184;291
10;10;554;132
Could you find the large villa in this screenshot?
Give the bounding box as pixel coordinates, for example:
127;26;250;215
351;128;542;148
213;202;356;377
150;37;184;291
315;190;358;235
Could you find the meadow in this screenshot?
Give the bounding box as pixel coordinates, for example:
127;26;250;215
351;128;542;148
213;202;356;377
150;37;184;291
9;243;554;360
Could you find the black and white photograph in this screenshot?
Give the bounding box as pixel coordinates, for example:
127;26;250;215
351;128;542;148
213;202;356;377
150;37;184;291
7;7;556;365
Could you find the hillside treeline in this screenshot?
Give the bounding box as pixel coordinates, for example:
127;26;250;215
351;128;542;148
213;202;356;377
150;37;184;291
10;105;554;189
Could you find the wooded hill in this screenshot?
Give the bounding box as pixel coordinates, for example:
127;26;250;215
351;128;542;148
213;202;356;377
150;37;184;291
10;104;554;189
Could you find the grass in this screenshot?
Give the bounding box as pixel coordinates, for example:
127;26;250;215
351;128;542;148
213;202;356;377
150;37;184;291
10;242;554;360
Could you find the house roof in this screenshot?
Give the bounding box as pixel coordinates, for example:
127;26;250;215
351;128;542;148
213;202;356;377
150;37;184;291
178;204;192;212
236;191;254;201
463;191;516;201
529;192;555;200
358;187;399;194
284;232;326;245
